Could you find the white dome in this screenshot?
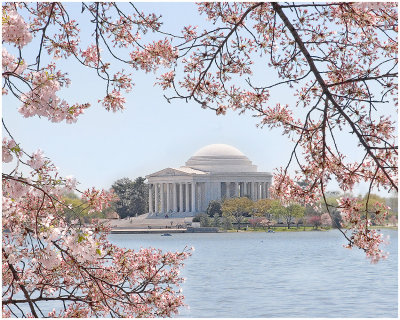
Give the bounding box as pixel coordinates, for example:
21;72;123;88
192;144;245;157
185;144;257;173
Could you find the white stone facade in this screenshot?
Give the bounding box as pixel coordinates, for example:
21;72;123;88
146;144;272;217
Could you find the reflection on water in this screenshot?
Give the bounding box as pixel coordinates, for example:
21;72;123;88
109;229;398;318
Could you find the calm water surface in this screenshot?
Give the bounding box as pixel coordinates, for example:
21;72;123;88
109;230;398;318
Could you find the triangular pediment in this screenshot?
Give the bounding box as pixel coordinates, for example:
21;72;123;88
146;167;194;178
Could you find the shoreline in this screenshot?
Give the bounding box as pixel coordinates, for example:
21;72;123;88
109;225;397;234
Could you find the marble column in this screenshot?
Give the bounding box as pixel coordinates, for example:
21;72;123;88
255;182;259;200
160;183;165;213
262;182;267;199
166;183;170;213
251;182;255;200
266;182;270;198
234;182;238;197
260;183;264;199
173;183;177;212
243;182;247;197
179;183;184;212
149;184;153;213
154;183;158;214
185;183;190;212
191;182;196;212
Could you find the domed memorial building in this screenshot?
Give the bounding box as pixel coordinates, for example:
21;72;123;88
146;144;272;217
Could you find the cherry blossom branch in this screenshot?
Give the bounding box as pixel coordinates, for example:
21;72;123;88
190;2;264;97
272;2;397;192
2;249;39;318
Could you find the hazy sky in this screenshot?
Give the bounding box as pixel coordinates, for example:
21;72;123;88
2;3;396;197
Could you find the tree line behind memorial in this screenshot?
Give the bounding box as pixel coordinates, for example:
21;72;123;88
61;176;398;230
196;194;398;231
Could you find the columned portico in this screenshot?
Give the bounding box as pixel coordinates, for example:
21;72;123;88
146;144;272;217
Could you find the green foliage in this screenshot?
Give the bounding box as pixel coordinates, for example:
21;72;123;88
62;193;108;223
269;200;287;217
269;200;305;229
284;203;305;229
222;197;253;230
193;213;212;227
200;214;212;227
206;200;222;217
192;214;201;222
194;213;224;228
112;177;148;218
254;199;274;219
222;216;233;230
213;215;221;228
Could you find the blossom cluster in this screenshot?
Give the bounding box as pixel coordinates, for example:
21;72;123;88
2;7;32;47
2;48;26;75
2;137;22;163
19;65;90;123
130;39;179;73
2;143;191;317
338;197;390;263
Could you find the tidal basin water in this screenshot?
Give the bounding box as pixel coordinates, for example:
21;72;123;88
110;229;398;318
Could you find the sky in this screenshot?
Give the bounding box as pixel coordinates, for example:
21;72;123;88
2;2;397;198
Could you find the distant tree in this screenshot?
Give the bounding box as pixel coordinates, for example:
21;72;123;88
295;217;303;229
318;193;343;228
131;177;149;215
62;193;88;223
222;197;253;230
62;192;109;223
269;200;287;221
260;218;274;231
222;216;233;230
213;215;221;228
308;216;322;229
388;215;397;227
192;214;202;223
206;200;222;217
249;217;263;230
358;193;388;226
270;201;304;229
284;204;305;229
254;199;274;220
321;213;332;228
199;214;212;227
112;177;148;218
386;192;398;218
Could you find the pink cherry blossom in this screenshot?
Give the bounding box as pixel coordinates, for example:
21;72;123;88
2;48;26;75
2;7;32;47
99;89;126;112
26;149;46;170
